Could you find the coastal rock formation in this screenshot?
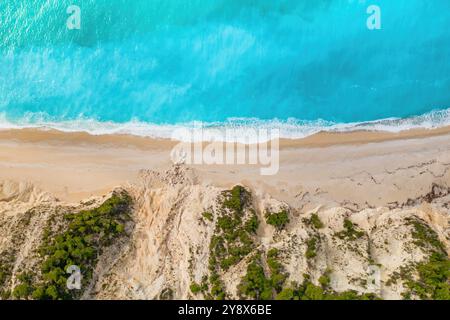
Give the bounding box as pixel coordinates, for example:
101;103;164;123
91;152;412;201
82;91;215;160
0;166;448;300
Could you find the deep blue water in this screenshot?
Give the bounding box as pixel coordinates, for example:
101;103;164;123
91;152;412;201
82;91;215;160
0;0;449;137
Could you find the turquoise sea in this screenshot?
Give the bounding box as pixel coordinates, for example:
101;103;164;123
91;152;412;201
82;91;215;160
0;0;449;139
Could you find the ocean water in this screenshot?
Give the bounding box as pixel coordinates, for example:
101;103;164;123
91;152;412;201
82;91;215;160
0;0;449;139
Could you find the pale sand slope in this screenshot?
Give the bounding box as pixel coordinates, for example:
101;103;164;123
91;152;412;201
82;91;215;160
0;127;449;208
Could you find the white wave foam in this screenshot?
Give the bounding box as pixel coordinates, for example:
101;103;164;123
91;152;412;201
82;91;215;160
0;108;449;142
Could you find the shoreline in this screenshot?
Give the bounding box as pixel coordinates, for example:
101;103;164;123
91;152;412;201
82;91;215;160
1;125;450;149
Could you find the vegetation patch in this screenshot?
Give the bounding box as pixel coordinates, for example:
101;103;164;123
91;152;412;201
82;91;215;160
385;264;414;287
395;218;450;300
385;218;449;300
190;276;208;295
12;191;133;300
244;210;259;234
406;217;446;253
402;252;450;300
202;212;213;222
238;254;273;300
12;273;34;300
276;273;380;300
305;235;320;260
222;185;250;214
265;210;290;230
318;269;332;288
238;249;288;300
207;186;258;300
335;218;365;241
303;213;324;229
266;249;288;293
0;250;14;300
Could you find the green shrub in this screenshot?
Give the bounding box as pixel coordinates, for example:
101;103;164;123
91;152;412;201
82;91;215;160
407;218;446;253
45;285;59;300
11;272;34;299
403;252;450;300
190;282;202;294
115;224;125;233
209;270;226;300
244;212;259;234
276;288;295;300
265;210;289;230
238;255;273;300
0;251;15;298
309;214;325;229
275;274;380;301
202;212;213;222
217;216;239;233
303;282;325;300
335;219;365;240
318;271;331;288
12;283;32;299
238;249;288;300
31;286;46;300
267;249;287;292
223;186;250;214
190;276;209;295
305;236;318;259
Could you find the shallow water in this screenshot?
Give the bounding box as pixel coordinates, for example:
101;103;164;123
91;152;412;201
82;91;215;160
0;0;449;138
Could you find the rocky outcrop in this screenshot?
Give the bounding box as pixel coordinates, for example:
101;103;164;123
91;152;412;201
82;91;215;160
0;166;448;300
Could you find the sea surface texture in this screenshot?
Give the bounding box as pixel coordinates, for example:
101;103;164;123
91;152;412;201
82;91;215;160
0;0;449;138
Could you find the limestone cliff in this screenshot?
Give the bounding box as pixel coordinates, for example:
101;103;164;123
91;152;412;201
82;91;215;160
0;167;448;300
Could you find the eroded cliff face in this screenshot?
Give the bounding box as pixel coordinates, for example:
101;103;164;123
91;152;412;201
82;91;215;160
0;166;449;300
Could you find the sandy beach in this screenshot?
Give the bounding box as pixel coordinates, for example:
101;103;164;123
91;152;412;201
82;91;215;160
1;127;449;208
